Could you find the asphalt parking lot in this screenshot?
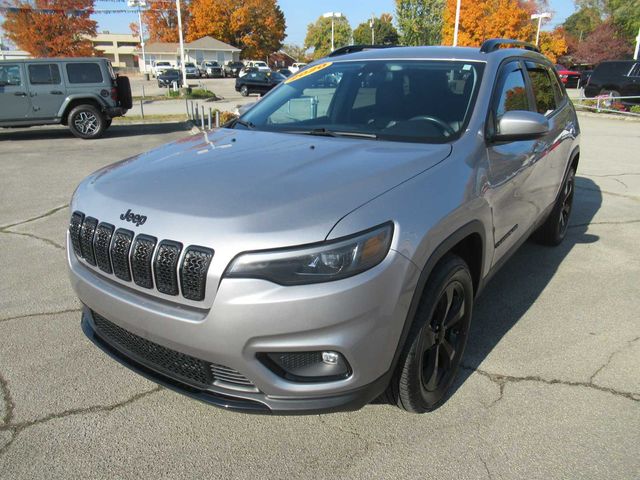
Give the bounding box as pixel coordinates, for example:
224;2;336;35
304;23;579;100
0;115;638;479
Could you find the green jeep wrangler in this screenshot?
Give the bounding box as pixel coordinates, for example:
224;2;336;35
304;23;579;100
0;57;132;139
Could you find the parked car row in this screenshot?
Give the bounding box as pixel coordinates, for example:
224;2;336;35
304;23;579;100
150;60;308;80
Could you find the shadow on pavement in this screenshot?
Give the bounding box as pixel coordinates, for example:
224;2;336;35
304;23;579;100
450;176;602;396
0;122;190;141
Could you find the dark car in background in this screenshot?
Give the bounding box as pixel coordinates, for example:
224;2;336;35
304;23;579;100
584;60;640;104
224;61;245;77
555;64;581;88
278;68;292;77
235;70;285;96
157;69;183;88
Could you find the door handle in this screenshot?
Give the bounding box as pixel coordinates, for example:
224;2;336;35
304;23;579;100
13;92;27;97
50;90;63;95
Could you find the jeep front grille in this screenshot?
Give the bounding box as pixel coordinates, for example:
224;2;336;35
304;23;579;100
92;311;256;391
69;211;213;302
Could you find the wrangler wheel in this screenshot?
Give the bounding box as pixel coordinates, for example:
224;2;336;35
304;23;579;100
68;105;106;139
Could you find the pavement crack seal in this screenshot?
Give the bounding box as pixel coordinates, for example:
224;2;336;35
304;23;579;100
0;230;65;251
460;365;639;404
0;386;162;458
0;308;82;324
589;336;640;384
0;204;68;231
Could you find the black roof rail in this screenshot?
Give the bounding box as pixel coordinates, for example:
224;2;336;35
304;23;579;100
480;38;540;54
328;44;397;57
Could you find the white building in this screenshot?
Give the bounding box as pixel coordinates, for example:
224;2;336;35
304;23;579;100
142;36;241;72
0;49;30;60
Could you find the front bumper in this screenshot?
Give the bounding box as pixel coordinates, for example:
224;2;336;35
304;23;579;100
69;238;419;413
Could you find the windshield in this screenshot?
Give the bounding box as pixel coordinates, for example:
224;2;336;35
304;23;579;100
237;60;484;143
255;62;267;67
185;63;196;67
157;62;170;66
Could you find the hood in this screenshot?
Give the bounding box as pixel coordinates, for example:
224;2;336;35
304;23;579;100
73;129;451;252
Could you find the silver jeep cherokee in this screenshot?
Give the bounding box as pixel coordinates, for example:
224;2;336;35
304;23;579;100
68;39;580;414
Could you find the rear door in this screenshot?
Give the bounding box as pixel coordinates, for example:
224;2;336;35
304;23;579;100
0;62;31;121
523;61;572;212
25;62;66;119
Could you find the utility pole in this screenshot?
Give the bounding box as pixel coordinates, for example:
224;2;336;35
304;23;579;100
176;0;187;88
634;27;640;60
453;0;461;46
128;0;147;73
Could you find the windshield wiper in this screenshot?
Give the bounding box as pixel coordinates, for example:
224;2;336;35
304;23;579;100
299;128;378;139
233;119;255;129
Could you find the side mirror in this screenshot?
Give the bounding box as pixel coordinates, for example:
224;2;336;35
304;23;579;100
492;110;549;142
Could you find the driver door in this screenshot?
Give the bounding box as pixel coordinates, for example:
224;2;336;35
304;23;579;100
485;60;540;263
0;63;31;121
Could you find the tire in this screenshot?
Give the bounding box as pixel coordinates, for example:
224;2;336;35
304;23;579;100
115;76;133;109
534;167;576;246
388;254;474;413
240;85;249;96
68;104;106;139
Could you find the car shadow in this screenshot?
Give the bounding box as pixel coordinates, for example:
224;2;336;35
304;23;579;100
372;176;602;407
0;122;190;141
449;175;602;398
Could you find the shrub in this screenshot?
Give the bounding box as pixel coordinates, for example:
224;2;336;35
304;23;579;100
631;105;640;114
188;89;216;99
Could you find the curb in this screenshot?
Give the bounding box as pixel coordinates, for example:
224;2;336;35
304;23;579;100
576;110;640;122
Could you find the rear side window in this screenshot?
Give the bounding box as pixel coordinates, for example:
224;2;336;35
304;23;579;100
527;66;558;115
0;64;22;86
495;69;529;118
28;64;61;85
66;63;103;84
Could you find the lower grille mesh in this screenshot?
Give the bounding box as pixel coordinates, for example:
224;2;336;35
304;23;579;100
92;312;256;390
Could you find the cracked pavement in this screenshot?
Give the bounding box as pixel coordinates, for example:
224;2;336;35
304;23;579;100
0;117;639;479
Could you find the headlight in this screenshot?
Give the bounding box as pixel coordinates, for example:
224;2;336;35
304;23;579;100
225;223;393;285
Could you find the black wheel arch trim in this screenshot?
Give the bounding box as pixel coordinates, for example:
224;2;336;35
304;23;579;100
378;221;487;397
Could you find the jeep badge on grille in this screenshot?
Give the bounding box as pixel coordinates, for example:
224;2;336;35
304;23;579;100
120;209;147;227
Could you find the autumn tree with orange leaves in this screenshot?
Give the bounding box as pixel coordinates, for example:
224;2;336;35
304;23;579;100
2;0;97;57
441;0;567;62
143;1;190;43
187;0;285;59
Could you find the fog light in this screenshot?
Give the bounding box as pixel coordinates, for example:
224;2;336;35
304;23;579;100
322;351;339;365
261;351;351;382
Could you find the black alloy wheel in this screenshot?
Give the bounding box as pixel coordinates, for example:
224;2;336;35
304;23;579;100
389;254;474;413
534;166;576;246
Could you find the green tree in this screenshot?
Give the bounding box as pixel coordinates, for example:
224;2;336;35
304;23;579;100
607;0;640;44
563;7;602;40
304;14;352;59
281;43;310;62
395;0;445;45
353;13;400;45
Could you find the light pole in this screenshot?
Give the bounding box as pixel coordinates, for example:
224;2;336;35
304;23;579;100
452;0;461;46
322;12;343;52
176;0;187;88
531;12;552;46
634;27;640;60
127;0;147;73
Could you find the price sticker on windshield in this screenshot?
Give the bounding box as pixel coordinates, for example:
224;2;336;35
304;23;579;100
285;62;333;84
